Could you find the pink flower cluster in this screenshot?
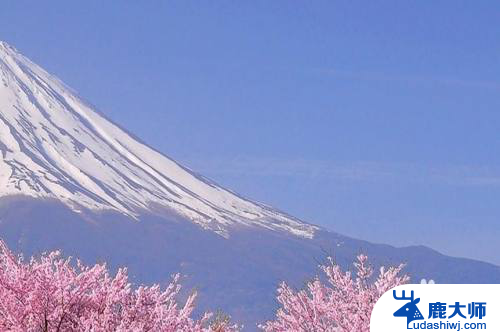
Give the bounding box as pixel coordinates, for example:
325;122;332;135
0;239;408;331
0;241;238;332
260;255;409;332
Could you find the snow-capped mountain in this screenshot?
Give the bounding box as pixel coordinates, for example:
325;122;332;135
1;41;500;330
0;41;315;238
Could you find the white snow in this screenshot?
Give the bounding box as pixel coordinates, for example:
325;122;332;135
0;41;317;238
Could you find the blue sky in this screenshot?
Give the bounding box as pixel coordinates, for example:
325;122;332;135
1;1;500;264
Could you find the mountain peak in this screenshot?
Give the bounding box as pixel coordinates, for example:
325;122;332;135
0;43;317;239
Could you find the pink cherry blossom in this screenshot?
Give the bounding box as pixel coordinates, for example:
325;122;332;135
260;255;409;332
0;240;239;332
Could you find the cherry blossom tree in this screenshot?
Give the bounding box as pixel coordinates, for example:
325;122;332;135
260;255;409;332
0;240;239;332
0;238;410;331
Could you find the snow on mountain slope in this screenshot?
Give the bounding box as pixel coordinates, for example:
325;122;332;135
0;41;316;238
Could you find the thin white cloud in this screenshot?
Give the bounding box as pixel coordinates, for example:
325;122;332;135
186;156;500;187
314;68;500;91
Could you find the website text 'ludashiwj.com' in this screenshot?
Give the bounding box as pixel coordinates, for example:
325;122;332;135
407;321;486;330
